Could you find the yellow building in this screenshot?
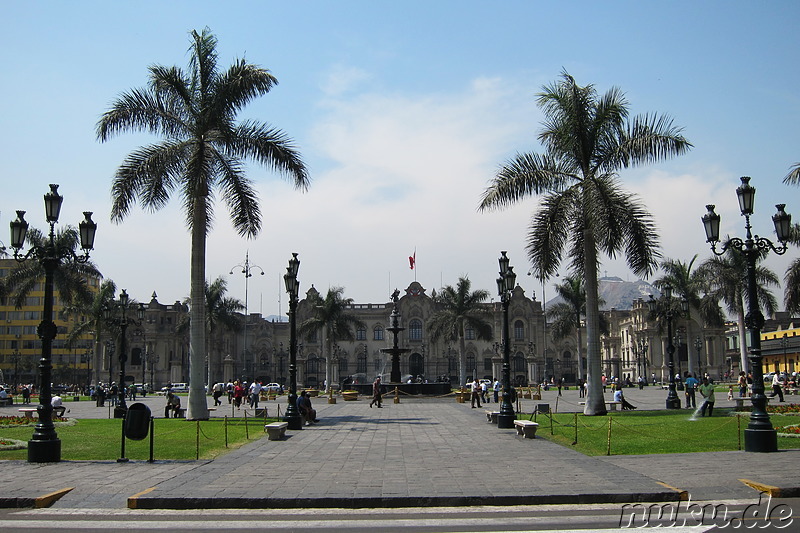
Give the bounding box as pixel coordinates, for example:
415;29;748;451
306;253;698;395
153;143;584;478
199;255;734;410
762;324;799;375
0;258;100;389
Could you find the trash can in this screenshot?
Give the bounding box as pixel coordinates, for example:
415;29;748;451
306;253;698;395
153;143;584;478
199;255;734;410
124;402;151;441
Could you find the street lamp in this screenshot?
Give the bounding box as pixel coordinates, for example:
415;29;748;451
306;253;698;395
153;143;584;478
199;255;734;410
230;252;264;385
635;339;648;384
781;334;788;376
702;176;791;453
496;251;517;429
283;253;303;430
694;337;703;378
145;349;160;391
103;289;145;462
648;284;686;409
9;184;97;463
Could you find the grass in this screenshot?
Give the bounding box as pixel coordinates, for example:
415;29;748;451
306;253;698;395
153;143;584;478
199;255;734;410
526;408;800;456
0;415;275;461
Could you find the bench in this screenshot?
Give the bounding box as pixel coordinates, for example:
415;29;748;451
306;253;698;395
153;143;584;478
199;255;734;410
579;401;621;411
0;397;13;407
733;397;772;410
265;421;288;440
19;408;38;419
514;420;539;439
174;407;186;418
485;410;499;423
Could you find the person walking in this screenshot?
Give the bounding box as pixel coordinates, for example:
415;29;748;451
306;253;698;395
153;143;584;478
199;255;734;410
212;382;224;406
770;373;786;402
698;377;716;417
470;378;482;408
493;379;501;403
249;380;262;409
737;371;747;398
369;376;383;408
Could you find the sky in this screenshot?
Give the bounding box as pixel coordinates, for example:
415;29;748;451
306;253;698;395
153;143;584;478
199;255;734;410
1;1;798;319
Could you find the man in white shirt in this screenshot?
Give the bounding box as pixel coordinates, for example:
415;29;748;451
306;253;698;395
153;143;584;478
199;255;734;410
248;380;262;409
771;373;786;402
51;395;68;417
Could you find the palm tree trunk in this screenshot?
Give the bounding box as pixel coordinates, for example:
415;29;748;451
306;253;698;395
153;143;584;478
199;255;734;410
583;230;607;416
187;209;209;420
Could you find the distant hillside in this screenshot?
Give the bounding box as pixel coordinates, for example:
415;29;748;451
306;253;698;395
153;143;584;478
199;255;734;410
547;276;658;311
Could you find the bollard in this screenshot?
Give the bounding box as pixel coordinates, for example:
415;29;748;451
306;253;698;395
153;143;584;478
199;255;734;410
573;412;578;445
394;387;400;404
328;387;336;404
224;415;228;448
148;416;155;463
606;416;612;456
196;420;200;460
244;410;249;439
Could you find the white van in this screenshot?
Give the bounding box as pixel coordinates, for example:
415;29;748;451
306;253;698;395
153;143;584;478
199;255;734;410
161;382;189;393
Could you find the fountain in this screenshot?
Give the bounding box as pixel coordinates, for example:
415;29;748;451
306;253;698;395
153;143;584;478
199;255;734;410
381;289;409;384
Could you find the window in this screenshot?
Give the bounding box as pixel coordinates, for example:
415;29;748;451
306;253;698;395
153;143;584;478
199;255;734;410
409;319;423;341
373;326;384;341
357;353;367;373
465;326;475;340
308;330;318;343
356;327;367;341
513;354;526;372
466;353;476;374
409;353;424;377
514;320;525;341
339;358;348;373
374;358;382;373
484;357;493;370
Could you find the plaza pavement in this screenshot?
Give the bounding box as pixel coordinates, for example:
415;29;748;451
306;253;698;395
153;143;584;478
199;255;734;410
1;384;799;510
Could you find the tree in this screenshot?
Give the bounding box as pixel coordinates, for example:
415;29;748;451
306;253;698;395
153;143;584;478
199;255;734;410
546;274;608;382
299;287;365;392
653;256;724;376
478;72;691;415
97;29;309;419
427;277;493;387
177;276;243;387
781;171;800;314
698;248;779;373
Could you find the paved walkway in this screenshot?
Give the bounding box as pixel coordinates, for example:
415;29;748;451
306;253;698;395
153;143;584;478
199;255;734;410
1;386;799;509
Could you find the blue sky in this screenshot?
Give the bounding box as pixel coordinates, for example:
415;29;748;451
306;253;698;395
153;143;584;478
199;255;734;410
2;1;798;316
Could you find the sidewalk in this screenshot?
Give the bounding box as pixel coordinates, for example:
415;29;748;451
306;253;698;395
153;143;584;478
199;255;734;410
1;386;799;509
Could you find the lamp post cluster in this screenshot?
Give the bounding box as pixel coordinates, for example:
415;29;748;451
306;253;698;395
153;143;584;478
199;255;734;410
282;253;303;430
702;176;791;453
9;184;97;463
694;337;703;378
633;339;648;384
496;251;517;429
230;251;264;384
648;284;686;410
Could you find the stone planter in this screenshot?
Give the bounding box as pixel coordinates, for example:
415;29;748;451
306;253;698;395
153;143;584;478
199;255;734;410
304;389;319;397
342;392;359;401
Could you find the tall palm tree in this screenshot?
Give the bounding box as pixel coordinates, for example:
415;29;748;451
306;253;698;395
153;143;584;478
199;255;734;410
177;276;244;387
97;29;309;419
478;72;691;415
698;248;779;373
427;277;493;387
781;171;800;314
299;287;365;392
546;274;609;382
653;256;724;376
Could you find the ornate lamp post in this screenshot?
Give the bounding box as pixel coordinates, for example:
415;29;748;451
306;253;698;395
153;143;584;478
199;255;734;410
648;285;685;409
702;176;791;452
9;184;97;463
230;252;264;385
146;349;160;391
694;337;703;378
103;289;145;462
283;253;303;430
496;251;517;429
781;334;788;376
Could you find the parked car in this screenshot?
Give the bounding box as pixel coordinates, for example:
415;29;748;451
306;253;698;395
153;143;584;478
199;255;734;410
263;383;281;392
763;372;788;383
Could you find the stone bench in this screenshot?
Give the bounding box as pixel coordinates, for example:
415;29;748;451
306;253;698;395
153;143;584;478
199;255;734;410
0;397;13;407
19;408;38;419
485;410;499;423
513;420;539;439
265;421;288;441
733;397;772;410
174;407;186;418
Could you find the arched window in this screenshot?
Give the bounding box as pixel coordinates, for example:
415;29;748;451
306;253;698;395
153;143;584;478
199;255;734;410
514;320;525;341
339;357;348;373
513;354;526;372
409;353;424;377
409;319;423;341
465;325;475;340
356;327;367;341
466;353;476;374
131;347;142;366
484;357;493;370
357;352;367;373
373;326;384;341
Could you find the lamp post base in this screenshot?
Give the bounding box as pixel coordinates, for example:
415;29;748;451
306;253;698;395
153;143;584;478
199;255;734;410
497;414;515;429
284;414;303;430
666;397;681;410
744;428;778;453
28;438;61;463
113;406;127;419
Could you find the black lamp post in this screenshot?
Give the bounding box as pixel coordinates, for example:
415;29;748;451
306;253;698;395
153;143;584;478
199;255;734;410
230;252;264;385
146;349;160;391
781;334;788;376
12;348;21;392
496;251;517;429
694;337;703;378
103;289;145;462
283;253;303;430
9;184;97;463
703;176;791;452
648;285;685;409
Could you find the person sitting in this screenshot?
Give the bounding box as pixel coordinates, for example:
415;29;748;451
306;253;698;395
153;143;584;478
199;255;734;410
297;391;318;425
164;392;181;418
613;388;637;410
51;395;69;417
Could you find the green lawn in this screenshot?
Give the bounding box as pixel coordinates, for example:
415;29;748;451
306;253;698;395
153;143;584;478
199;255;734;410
0;416;275;461
527;408;800;455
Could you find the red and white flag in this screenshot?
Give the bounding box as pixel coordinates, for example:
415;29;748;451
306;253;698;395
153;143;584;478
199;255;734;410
409;251;416;270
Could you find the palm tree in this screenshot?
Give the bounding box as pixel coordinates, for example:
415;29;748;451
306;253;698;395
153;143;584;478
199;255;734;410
177;276;244;387
478;72;691;415
427;277;493;387
299;287;365;392
698;248;779;373
781;171;800;314
62;280;119;386
3;226;102;311
653;256;724;376
97;29;309;419
546;274;609;382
